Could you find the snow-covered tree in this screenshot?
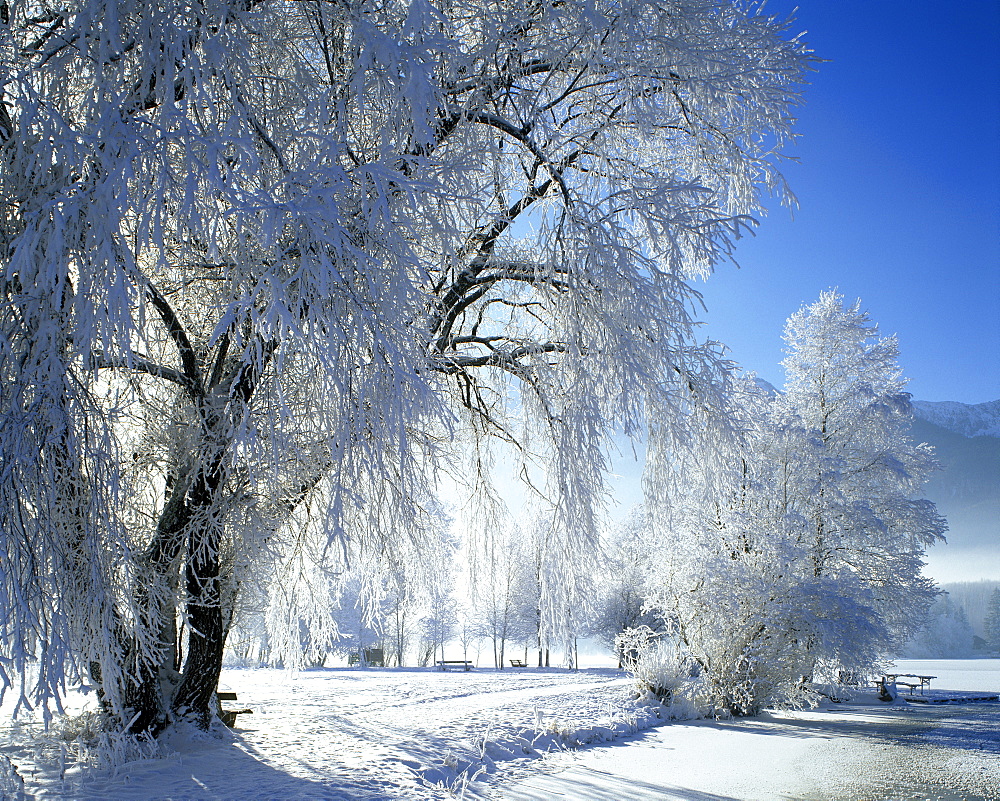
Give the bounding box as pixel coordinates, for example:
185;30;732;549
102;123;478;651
418;529;461;666
520;510;599;667
382;569;420;668
645;376;814;715
469;523;534;668
328;575;385;666
645;294;946;715
589;507;661;666
902;594;974;659
0;0;812;735
777;291;945;675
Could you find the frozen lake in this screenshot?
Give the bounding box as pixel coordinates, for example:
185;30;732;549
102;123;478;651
892;658;1000;693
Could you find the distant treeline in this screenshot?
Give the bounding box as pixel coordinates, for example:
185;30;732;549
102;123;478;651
941;581;1000;637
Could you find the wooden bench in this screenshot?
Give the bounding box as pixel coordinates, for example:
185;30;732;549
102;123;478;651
509;659;527;668
437;660;473;671
217;692;253;728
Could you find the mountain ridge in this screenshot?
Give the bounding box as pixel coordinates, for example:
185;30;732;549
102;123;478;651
908;398;999;583
911;398;1000;439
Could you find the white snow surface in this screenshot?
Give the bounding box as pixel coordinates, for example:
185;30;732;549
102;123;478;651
912;399;1000;439
1;661;998;800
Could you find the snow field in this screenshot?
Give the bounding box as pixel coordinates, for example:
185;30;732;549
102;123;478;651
494;662;1000;801
0;666;672;800
497;701;1000;801
1;661;998;800
891;659;1000;693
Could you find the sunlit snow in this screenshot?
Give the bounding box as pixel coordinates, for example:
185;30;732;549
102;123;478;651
2;660;997;800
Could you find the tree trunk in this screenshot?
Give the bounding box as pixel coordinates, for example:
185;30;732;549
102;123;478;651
166;446;228;729
124;482;190;735
171;519;224;727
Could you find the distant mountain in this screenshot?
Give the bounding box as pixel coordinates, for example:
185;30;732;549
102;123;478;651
909;399;1000;583
912;399;1000;439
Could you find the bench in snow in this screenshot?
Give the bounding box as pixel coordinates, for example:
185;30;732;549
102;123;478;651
217;692;253;728
437;660;473;671
509;659;527;668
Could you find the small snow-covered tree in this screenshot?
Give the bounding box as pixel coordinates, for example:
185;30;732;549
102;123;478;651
469;523;534;668
329;576;385;665
645;376;814;715
1;0;812;736
521;510;598;667
418;528;461;665
383;570;419;668
902;595;974;659
590;507;661;666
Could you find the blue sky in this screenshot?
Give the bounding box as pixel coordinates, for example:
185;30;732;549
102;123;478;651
697;0;1000;404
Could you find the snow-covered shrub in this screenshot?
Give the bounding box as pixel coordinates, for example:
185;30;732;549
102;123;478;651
0;754;25;800
616;627;701;708
701;632;807;717
26;710;165;774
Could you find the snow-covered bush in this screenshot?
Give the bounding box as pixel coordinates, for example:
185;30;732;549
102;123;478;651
25;710;165;774
0;754;24;800
616;627;702;709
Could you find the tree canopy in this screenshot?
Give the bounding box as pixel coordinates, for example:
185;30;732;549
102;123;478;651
0;0;812;734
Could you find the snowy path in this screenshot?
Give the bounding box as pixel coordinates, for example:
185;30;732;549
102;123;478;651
221;667;634;799
492;699;1000;801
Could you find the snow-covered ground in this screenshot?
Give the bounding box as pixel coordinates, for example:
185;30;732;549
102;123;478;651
498;660;1000;801
1;660;998;800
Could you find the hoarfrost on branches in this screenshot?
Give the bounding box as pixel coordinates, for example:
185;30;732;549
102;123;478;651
643;293;946;715
0;0;812;735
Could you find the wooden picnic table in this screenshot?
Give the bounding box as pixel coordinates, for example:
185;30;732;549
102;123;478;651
883;673;936;695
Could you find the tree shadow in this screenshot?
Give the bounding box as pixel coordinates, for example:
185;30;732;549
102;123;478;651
499;769;746;801
10;718;421;801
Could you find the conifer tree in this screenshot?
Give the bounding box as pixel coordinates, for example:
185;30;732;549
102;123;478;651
985;589;1000;651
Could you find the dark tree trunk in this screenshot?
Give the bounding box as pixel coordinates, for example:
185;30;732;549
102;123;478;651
170;462;227;728
171;531;225;726
124;475;192;736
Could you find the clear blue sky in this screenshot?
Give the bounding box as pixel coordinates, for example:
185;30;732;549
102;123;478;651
698;0;1000;404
